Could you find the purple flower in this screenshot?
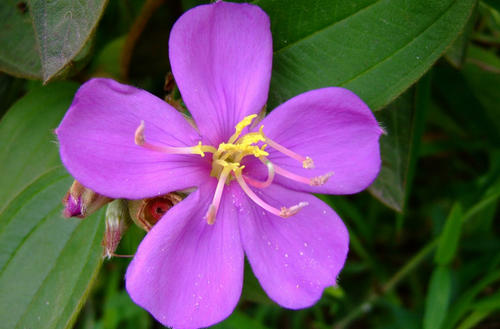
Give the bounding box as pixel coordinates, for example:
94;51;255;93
56;1;382;328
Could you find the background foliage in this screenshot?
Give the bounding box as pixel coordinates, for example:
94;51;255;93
0;0;499;328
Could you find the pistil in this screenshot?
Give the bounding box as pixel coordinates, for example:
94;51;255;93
243;160;275;188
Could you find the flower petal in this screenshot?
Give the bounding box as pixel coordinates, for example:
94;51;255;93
126;182;244;329
169;1;272;145
255;87;383;195
56;78;209;199
238;183;349;309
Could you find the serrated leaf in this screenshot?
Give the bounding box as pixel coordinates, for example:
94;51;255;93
0;167;104;329
0;81;79;212
435;203;464;265
423;266;452;329
259;0;477;110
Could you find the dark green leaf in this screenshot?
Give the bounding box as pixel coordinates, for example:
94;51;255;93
260;0;477;110
0;81;78;212
369;90;413;211
369;73;430;212
435;203;464;265
0;167;104;329
28;0;109;81
423;266;452;329
0;0;42;78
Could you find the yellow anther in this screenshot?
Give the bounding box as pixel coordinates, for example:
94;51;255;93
191;141;206;157
235;114;257;133
229;114;258;144
237;131;265;145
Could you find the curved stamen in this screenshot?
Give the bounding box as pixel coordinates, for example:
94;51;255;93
266;160;333;186
280;202;309;218
235;172;307;218
262;133;314;169
243;161;275;188
206;166;232;225
135;121;216;156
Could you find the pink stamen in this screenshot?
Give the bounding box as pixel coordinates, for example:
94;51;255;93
264;136;314;169
206;167;232;225
271;162;333;186
243;161;275;188
235;173;308;218
280;202;309;218
134;121;198;155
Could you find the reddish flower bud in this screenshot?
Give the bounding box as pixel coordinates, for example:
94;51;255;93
62;180;112;218
127;193;183;231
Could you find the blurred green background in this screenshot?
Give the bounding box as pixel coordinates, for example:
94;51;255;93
0;0;499;328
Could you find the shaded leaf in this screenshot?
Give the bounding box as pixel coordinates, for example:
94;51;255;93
0;0;42;78
369;73;430;212
0;0;108;81
369;90;413;211
28;0;109;81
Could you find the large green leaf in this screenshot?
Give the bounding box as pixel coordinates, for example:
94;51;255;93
0;0;108;81
0;81;105;328
260;0;477;110
0;168;104;329
0;81;78;212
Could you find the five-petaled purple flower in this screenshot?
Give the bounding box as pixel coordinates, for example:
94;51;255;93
56;1;383;328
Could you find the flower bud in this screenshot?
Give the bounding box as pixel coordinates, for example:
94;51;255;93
103;199;132;259
128;193;183;231
62;180;112;218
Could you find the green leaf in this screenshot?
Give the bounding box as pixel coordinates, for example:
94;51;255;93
0;81;79;212
423;266;452;329
0;167;104;329
0;0;108;81
29;0;109;81
260;0;477;110
0;80;105;328
435;203;464;265
0;1;42;78
369;90;413;211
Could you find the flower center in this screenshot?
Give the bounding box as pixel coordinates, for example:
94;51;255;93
134;115;333;225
